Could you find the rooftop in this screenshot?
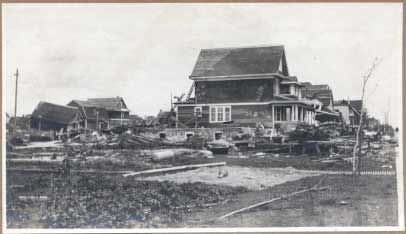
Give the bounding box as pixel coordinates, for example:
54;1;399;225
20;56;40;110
190;45;289;79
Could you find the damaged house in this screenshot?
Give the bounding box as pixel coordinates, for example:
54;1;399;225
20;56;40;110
67;101;110;130
174;45;316;131
31;101;81;132
301;83;340;123
334;99;364;128
67;97;130;128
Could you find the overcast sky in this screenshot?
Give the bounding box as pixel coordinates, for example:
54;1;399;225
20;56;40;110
2;3;402;127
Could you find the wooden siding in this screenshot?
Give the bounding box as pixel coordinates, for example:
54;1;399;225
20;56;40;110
195;79;275;104
177;105;273;128
31;117;73;132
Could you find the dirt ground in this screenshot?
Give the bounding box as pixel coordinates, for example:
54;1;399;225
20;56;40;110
180;175;398;227
6;141;399;228
140;166;321;190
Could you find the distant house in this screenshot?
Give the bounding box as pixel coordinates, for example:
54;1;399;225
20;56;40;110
157;110;176;128
129;115;145;127
367;116;380;131
174;45;316;131
144;116;160;128
301;83;340;123
67;101;110;130
67;97;130;128
31;101;80;132
334;99;363;127
8;115;32;131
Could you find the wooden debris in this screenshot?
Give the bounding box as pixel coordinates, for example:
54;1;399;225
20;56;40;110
217;185;330;220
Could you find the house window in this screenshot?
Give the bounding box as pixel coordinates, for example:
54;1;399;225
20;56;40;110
224;107;231;122
194;107;202;117
217;108;224;122
209;106;232;123
210;107;216;122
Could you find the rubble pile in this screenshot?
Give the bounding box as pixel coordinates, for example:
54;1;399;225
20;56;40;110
288;124;331;142
41;174;248;228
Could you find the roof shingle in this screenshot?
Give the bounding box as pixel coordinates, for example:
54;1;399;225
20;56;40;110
190;45;288;78
32;102;79;125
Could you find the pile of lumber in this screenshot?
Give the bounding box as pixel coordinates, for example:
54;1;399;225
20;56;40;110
96;133;178;149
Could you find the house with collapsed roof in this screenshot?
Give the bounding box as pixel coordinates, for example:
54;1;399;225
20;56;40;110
173;45;317;131
334;99;363;128
301;83;340;123
31;101;81;132
67;97;130;129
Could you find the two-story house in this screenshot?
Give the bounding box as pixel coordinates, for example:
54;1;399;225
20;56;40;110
67;97;131;129
334;99;363;128
174;45;316;131
301;83;340;123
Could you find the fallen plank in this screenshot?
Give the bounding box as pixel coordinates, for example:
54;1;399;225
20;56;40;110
217;186;330;220
7;158;63;165
7;168;60;173
18;196;48;201
123;162;226;178
7;168;134;174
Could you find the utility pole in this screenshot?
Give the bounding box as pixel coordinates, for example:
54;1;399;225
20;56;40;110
170;93;173;110
13;69;19;130
120;98;123;126
96;110;99;133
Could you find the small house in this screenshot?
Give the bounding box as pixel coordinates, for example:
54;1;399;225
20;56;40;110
334;99;363;128
301;83;340;123
67;101;110;130
67;97;130;128
31;101;80;132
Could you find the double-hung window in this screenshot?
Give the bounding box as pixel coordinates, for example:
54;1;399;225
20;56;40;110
209;106;231;123
194;107;202;117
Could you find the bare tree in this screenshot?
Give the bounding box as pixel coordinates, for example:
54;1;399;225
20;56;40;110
352;57;382;175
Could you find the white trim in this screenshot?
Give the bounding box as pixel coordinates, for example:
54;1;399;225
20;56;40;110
175;100;313;107
280;81;303;86
189;73;277;81
193;106;202;117
209;106;232;123
189;73;290;81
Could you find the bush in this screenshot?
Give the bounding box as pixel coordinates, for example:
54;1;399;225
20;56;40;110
289;124;330;142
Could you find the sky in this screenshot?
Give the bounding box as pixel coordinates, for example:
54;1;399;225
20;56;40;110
2;3;403;127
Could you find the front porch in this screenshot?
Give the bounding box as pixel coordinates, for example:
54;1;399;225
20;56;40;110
271;104;316;131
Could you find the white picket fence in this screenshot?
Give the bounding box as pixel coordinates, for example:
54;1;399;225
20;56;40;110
313;170;396;176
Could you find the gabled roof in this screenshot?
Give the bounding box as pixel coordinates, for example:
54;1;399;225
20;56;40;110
190;45;289;79
67;100;109;120
32;102;79;125
82;106;109;120
302;83;330;90
69;97;129;112
334;99;363;115
348;100;363;112
302;84;334;108
334;99;362;110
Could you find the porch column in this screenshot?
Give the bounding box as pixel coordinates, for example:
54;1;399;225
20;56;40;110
272;105;275;128
295;105;298;121
310;111;313;125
